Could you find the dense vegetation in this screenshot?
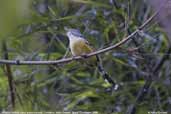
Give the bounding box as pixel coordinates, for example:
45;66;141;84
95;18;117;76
0;0;171;114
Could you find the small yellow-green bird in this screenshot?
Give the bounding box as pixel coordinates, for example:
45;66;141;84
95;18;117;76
66;28;117;88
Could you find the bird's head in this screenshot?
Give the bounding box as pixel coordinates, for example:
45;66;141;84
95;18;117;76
65;28;84;40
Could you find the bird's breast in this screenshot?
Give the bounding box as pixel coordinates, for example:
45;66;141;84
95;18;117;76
70;39;89;56
69;38;97;66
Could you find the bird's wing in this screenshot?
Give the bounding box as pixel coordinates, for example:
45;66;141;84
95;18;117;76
81;38;100;66
82;38;96;52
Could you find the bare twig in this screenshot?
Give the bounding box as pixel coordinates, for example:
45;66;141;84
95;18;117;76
127;40;171;114
153;45;171;74
127;45;171;114
2;40;15;109
126;2;167;114
0;9;159;66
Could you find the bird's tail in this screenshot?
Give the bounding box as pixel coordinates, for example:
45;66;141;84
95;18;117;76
97;63;116;86
96;56;117;89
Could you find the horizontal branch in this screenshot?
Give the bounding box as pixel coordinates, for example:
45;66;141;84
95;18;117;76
0;10;159;65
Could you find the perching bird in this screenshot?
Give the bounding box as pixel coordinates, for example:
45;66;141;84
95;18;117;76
66;28;117;89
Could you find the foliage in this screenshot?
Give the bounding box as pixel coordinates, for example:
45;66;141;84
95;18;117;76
0;0;171;114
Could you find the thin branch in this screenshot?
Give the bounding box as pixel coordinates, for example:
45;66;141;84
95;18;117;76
126;2;167;114
126;36;171;114
153;45;171;74
126;45;171;114
0;9;159;66
2;40;15;109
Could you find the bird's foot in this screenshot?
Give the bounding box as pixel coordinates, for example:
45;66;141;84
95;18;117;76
81;54;88;59
71;56;77;60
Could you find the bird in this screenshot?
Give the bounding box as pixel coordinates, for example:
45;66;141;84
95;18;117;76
66;28;118;89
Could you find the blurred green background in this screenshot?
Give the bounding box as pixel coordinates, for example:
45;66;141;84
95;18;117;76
0;0;171;114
